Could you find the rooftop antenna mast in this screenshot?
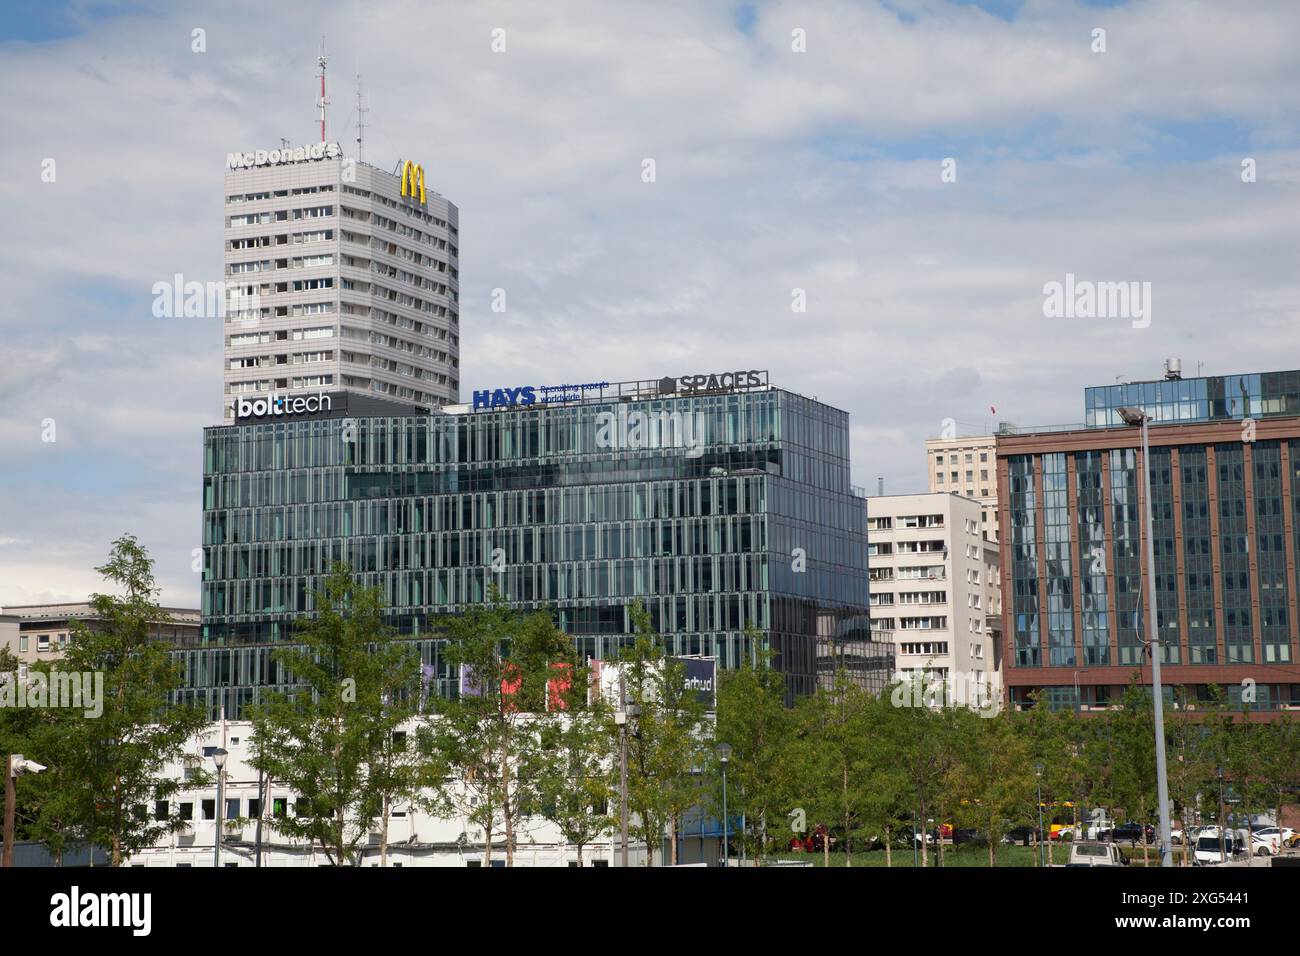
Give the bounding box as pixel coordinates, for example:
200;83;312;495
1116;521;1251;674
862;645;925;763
316;38;329;144
355;64;368;164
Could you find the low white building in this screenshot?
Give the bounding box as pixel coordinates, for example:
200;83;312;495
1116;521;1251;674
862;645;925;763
866;493;1002;712
125;719;657;868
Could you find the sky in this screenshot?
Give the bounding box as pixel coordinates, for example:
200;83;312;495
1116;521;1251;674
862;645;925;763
0;0;1297;608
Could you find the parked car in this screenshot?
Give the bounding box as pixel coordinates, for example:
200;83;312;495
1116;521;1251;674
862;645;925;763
1109;822;1155;845
1193;828;1249;866
788;824;834;853
1002;825;1041;846
1066;841;1129;867
912;823;954;845
1170;825;1201;846
1249;827;1294;856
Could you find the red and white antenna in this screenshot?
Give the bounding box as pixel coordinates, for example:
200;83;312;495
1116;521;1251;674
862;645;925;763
316;37;329;143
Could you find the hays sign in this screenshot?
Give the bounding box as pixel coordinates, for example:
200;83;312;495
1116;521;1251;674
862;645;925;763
472;386;537;411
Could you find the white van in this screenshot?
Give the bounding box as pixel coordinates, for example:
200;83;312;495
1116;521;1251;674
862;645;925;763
1193;828;1249;866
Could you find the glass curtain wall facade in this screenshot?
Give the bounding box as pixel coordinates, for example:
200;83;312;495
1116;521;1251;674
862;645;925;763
186;387;888;717
998;419;1300;714
1086;370;1300;428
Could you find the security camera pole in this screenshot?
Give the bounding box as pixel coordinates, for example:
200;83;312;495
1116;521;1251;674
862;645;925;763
2;754;14;869
1117;406;1173;867
4;754;47;868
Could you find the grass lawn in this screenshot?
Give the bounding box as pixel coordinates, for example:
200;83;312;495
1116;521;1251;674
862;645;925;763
766;841;1164;867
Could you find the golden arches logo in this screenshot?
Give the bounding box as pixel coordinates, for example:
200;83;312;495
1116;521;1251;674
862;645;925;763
401;160;426;204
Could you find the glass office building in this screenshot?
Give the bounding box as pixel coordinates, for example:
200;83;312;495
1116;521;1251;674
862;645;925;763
1086;368;1300;428
999;367;1300;715
181;378;890;717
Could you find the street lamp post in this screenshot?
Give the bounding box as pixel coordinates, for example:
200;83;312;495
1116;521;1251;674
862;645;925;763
1217;766;1226;863
715;742;731;867
212;748;228;869
615;675;641;868
1033;762;1046;868
1117;406;1174;868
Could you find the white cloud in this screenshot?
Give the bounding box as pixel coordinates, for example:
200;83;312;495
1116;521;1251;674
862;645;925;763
1;0;1298;601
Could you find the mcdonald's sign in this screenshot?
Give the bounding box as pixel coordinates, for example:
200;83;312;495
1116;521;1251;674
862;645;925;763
400;159;426;204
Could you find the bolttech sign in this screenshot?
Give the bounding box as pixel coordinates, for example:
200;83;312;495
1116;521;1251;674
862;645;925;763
236;392;332;421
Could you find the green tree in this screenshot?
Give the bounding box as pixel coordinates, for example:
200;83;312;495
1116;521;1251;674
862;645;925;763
249;563;420;866
35;535;209;865
1239;717;1300;857
1021;695;1083;864
617;600;710;866
1164;687;1217;866
950;709;1035;866
713;640;790;864
429;592;575;866
526;702;615;866
881;677;948;867
1110;681;1159;865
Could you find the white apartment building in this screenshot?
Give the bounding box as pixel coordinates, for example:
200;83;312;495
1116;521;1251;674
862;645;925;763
222;144;459;420
866;493;1002;711
925;434;999;541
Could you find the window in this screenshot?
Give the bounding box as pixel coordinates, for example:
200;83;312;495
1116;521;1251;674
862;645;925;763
18;636;28;653
179;802;193;821
154;801;169;821
37;635;50;652
201;800;215;820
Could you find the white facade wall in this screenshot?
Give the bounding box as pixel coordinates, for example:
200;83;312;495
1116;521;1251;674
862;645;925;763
124;720;651;868
866;493;1002;712
925;435;999;541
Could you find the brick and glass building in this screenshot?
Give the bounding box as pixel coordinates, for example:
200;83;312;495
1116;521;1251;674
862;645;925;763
185;374;890;717
997;363;1300;714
